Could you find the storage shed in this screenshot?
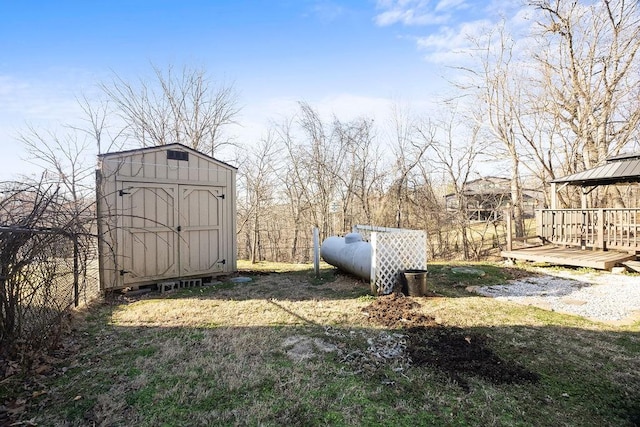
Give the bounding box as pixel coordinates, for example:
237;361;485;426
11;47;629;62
96;143;237;291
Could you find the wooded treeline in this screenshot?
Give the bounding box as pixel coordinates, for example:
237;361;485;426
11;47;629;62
235;101;483;262
9;0;640;266
236;0;640;262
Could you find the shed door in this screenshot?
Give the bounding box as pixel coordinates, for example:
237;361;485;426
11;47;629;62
118;183;180;286
178;185;224;276
118;182;224;286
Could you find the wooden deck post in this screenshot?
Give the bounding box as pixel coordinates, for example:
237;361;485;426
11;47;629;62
550;182;557;210
597;208;605;250
536;209;543;241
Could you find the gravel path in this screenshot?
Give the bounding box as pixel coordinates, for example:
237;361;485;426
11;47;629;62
474;269;640;323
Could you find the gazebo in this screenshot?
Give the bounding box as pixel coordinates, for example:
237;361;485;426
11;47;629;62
502;153;640;270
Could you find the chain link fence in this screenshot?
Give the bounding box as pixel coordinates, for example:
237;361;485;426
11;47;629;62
0;181;99;364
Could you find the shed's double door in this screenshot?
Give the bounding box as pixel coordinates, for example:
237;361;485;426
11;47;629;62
117;182;225;286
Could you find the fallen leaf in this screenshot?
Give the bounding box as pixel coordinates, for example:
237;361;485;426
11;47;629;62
32;390;48;398
73;395;82;401
34;365;51;375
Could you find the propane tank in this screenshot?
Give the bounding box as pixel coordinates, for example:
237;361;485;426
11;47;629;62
320;232;372;280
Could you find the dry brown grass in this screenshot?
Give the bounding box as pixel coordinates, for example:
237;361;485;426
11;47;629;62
111;273;373;330
4;262;639;427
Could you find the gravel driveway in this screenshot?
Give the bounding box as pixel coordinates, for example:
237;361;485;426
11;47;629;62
474;268;640;323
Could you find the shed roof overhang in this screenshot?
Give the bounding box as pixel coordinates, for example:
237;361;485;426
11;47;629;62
550;153;640;187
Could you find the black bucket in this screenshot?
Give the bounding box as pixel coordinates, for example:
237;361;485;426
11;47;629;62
402;269;428;296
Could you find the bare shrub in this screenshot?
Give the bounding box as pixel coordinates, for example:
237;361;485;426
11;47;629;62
0;179;97;366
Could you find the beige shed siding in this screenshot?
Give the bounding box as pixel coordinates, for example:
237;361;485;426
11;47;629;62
96;144;237;291
178;185;224;276
118;182;180;286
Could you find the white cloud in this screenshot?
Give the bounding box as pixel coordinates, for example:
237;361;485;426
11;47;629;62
373;0;471;26
375;1;537;68
374;0;453;27
416;19;492;64
435;0;469;13
376;9;447;26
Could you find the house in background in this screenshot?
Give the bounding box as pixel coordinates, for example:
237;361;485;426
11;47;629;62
445;177;544;222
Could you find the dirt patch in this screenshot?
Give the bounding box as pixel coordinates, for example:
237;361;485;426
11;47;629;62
282;335;338;363
361;293;439;328
362;294;539;391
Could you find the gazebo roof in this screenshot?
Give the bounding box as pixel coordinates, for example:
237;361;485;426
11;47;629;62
551;152;640;186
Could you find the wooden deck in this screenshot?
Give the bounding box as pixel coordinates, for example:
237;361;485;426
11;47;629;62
501;245;637;270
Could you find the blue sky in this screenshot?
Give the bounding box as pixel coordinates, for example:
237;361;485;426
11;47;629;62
0;0;524;179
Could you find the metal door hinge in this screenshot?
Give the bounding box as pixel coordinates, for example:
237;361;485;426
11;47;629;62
119;189;130;196
119;270;128;276
216;194;225;200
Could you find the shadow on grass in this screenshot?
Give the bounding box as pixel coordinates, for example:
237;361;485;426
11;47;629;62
7;309;639;427
4;265;640;426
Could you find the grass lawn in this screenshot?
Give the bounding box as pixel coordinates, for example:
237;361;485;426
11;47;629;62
2;261;639;426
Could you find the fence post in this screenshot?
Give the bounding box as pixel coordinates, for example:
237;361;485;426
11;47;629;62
313;227;320;278
73;235;79;307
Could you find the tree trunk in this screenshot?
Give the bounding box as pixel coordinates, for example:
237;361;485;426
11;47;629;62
510;154;525;238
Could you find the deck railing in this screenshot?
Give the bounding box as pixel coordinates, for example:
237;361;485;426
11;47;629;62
536;208;640;251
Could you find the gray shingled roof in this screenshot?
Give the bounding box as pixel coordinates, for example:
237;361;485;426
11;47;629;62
551;153;640;186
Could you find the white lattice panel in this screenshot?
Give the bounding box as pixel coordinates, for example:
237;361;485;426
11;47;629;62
367;228;427;295
353;224;406;242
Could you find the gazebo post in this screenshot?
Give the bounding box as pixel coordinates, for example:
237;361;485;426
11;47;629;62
550;182;557;210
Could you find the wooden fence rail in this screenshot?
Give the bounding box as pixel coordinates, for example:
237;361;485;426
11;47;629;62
536;208;640;252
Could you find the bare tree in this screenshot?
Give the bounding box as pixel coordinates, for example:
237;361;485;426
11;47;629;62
427;106;485;259
283;102;346;241
530;0;640;207
17;124;98;274
269;103;380;260
0;177;95;364
277;117;313;261
18;126;95;208
386;104;429;228
412;122;451;258
101;64;240;156
333;116;381;231
71;94;125;155
532;0;640;169
238;133;282;264
474;25;527;237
